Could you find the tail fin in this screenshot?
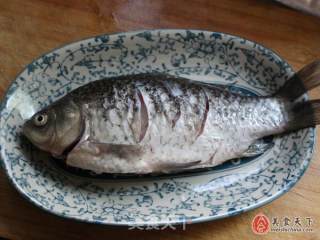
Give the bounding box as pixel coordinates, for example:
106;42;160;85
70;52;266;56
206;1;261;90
286;100;320;131
276;60;320;101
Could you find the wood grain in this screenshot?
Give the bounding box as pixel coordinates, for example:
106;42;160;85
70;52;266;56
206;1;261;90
0;0;320;239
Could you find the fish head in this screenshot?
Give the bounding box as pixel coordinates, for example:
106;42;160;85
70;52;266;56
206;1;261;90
23;99;83;157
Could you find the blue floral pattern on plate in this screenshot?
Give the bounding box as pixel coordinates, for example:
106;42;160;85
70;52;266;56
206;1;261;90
0;30;315;226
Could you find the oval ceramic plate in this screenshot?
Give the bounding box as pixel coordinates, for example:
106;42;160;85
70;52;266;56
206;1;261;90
0;30;315;226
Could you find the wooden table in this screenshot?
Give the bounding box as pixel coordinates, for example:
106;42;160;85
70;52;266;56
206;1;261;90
0;0;320;239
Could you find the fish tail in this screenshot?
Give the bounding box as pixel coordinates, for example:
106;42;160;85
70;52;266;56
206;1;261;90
276;59;320;101
285;100;320;131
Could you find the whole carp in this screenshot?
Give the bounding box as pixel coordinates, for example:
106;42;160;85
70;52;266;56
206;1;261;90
23;60;320;174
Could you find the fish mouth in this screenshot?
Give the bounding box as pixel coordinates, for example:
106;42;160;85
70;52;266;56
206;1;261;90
22;120;44;147
22;120;33;139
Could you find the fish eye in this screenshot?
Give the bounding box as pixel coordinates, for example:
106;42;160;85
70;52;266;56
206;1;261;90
33;113;48;127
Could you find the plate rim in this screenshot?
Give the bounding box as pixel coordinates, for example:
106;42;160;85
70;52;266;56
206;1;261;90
0;29;316;226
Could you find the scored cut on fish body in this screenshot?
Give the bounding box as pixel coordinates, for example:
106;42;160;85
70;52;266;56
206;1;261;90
66;74;289;174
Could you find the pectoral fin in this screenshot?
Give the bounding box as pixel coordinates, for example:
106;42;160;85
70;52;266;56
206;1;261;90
66;140;144;172
151;160;201;173
242;140;273;158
